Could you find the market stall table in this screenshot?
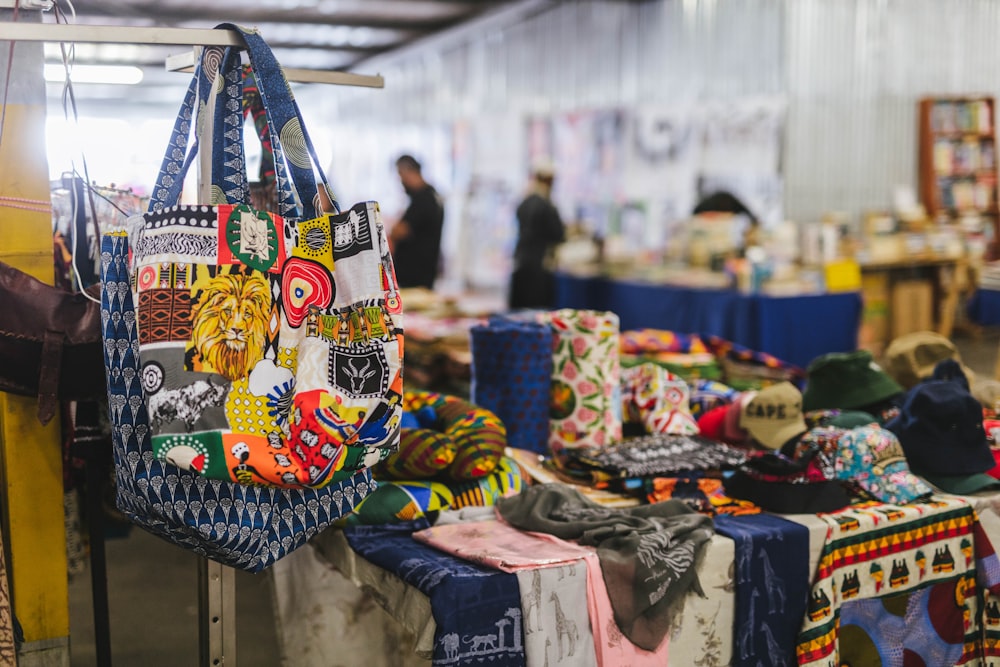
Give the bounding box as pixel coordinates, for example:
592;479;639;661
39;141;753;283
555;273;862;369
271;492;1000;666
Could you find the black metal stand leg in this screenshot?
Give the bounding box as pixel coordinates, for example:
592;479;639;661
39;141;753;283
84;458;112;667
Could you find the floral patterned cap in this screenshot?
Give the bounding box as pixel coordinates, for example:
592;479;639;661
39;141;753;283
833;425;932;504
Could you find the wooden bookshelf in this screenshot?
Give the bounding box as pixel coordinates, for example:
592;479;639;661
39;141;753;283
919;96;999;232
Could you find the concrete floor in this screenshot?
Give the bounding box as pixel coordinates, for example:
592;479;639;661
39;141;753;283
68;515;282;666
65;328;1000;667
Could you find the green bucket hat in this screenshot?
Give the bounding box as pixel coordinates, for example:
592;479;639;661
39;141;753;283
802;350;903;412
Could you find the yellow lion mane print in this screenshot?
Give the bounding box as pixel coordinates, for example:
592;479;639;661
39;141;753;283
190;271;271;381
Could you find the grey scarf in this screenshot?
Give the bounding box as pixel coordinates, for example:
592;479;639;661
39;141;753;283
497;483;714;651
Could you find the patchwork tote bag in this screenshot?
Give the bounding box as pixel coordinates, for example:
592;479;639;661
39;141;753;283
101;25;403;571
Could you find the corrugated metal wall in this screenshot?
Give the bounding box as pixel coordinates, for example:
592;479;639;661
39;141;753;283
308;0;1000;231
785;0;1000;223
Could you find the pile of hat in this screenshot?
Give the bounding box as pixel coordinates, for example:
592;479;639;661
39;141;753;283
712;332;1000;513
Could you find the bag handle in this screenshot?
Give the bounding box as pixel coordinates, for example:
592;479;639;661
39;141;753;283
220;23;338;218
148;46;240;212
148;27;339;219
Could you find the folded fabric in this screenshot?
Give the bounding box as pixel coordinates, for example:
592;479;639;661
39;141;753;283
341;457;525;526
471;318;553;454
701;333;806;390
496;483;714;651
545;309;622;451
646;477;761;516
619;329;710;355
563;432;747;479
413;519;589;573
414;518;671;666
688;378;740;419
344;524;526;666
714;514;812;667
620;364;700;435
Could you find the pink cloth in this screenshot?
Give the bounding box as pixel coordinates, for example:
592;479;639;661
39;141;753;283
413;520;669;666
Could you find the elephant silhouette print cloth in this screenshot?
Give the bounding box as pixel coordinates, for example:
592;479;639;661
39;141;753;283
125;199;404;489
344;524;526;666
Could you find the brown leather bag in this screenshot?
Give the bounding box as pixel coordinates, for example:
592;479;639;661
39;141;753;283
0;260;105;424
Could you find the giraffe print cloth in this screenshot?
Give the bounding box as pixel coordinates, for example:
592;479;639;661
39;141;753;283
413;518;670;666
714;513;811;667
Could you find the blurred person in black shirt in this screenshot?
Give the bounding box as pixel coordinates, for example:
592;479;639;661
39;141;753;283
390;154;445;289
509;164;565;309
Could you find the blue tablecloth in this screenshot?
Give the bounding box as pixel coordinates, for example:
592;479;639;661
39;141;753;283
555;273;862;369
968;288;1000;325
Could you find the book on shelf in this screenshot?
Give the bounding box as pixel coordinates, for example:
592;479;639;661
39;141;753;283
930;99;993;135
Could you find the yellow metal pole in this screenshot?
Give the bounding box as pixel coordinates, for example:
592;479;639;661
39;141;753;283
0;9;71;667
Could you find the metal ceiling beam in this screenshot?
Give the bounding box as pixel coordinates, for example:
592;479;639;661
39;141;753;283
59;6;460;32
344;0;555;70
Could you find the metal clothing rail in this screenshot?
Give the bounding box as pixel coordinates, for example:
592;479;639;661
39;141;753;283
0;18;384;667
0;22;385;87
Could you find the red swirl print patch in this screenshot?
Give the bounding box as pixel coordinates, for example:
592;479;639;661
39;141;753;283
281;257;334;328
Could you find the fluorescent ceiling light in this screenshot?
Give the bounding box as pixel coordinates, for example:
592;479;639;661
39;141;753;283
44;64;144;85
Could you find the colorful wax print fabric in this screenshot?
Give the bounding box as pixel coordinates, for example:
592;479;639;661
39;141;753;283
125;199;404;489
344;524;526;667
647;477;761;516
471;317;553;454
796;498;988;666
340;456;525;526
713;513;812;667
545;310;622;451
620;364;700;435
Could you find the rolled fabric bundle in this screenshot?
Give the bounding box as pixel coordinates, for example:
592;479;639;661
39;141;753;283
545;309;622;451
470;317;554;454
379;390;507;481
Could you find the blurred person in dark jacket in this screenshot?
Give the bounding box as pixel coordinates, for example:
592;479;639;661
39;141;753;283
509;164;565;309
390;154;445;289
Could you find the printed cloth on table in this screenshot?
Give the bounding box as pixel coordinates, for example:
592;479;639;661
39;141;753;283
496;483;714;651
796;497;986;666
517;562;598;667
470;317;553;455
414;518;670;667
562;432;747;479
835;513;1000;667
620;364;700;435
344;523;526;667
340;456;525;526
646;477;761;516
701;333;807;389
545;309;622;451
413;519;589;573
713;513;811;667
619;329;710;355
688;378;740;419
